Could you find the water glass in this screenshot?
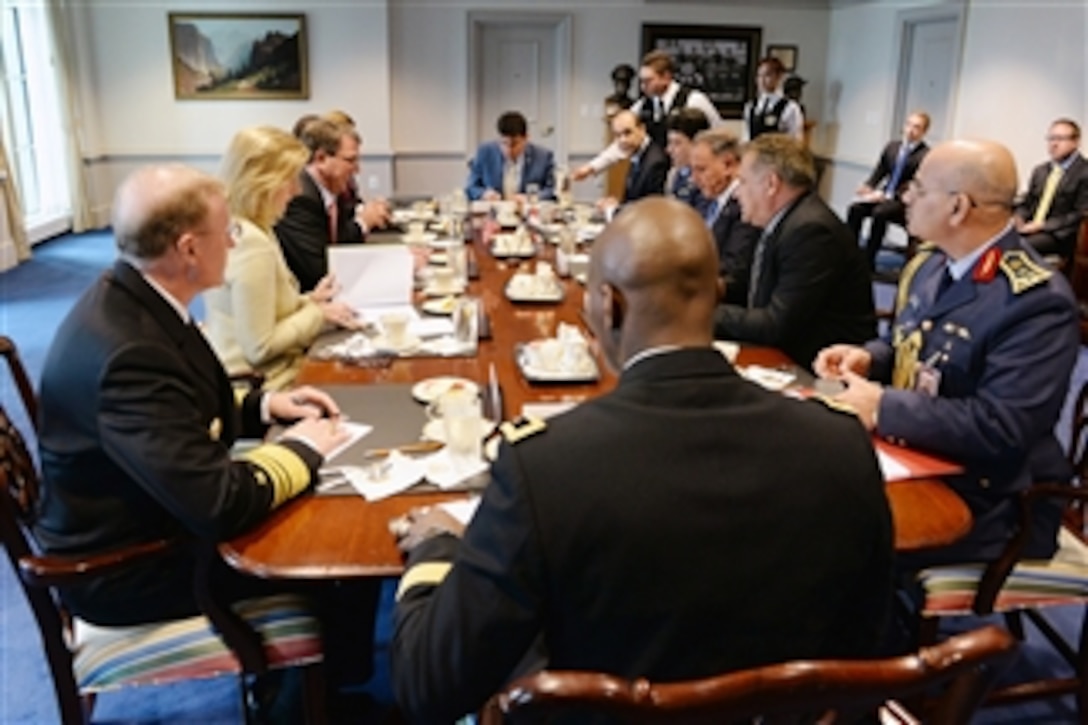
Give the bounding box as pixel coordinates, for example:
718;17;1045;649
452;297;479;347
440;388;483;467
447;243;469;286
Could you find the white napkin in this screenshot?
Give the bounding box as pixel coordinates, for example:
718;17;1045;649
739;365;797;391
438;497;482;526
340;452;425;501
422;448;489;489
322;421;373;462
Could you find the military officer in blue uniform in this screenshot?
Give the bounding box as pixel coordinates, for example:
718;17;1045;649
816;138;1080;566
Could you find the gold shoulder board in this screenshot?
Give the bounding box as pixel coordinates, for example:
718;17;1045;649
895;244;937;313
500;416;547;445
999;250;1052;294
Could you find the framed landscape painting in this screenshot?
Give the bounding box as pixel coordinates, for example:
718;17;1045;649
641;23;762;119
168;13;309;100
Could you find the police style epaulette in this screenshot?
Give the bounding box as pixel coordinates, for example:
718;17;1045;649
499;416;547;444
999;249;1052;294
812;394;857;417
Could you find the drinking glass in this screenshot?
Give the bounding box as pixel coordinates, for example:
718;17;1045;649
452;297;479;348
440;388;483;468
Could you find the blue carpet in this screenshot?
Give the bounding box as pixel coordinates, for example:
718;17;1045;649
1;232;1086;722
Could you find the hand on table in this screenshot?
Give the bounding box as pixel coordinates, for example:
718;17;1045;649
281;416;351;458
320;300;359;329
813;344;872;379
481;189;502;202
269;386;341;421
358;198;391;231
832;371;883;431
392;506;466;552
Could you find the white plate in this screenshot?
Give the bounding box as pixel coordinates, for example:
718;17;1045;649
421;418;497;443
370;334;421;354
428;252;449;265
420;296;458;316
402;232;438;244
423;282;466;297
411;376;480;403
516;342;599;382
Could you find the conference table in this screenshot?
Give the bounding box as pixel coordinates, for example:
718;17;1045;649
221;214;972;580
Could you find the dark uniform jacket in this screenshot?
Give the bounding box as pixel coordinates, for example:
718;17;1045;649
36;260;320;625
392;348;893;723
867;230;1078;564
714;192;876;369
275;170;365;292
623;141;670;203
1014;153;1088;257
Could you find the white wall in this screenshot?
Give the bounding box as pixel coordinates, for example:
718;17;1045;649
821;0;1088;216
70;0;393;224
389;0;831;196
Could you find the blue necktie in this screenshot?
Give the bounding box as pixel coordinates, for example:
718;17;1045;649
704;199;720;227
886;144;910;197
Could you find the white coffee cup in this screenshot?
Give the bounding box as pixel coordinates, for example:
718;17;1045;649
437;388;483;467
407;220;426;238
380;311;410;349
432;266;456;292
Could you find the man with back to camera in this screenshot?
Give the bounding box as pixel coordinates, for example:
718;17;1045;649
275;118;390;292
847;111;931;271
1013;117;1088;265
572;49;722;182
35;164;348;626
714;134;876;369
688;128;762;305
387;197;894;724
742;57;805;142
815;138;1079;567
465;110;556;202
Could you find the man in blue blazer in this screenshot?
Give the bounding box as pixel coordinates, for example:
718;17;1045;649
465;111;555;201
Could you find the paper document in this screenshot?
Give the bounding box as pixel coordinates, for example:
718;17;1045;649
322;421;373;462
439;497;482;526
329;246;414;310
877;448;912;482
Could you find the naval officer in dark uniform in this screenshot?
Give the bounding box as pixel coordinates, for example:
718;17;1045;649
388;197;893;724
816;138;1079;566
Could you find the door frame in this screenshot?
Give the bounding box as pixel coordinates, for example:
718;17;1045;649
892;5;965;142
467;10;573;164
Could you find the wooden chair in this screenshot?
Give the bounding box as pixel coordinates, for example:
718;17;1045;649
0;335;36;429
0;387;326;722
914;378;1088;716
485;625;1015;724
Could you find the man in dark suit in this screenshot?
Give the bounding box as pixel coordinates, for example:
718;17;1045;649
465;111;555;201
1014;117;1088;263
35;165;348;625
689;128;761;305
816;139;1079;567
715;134;876;369
598;110;669;216
388;197;894;724
847;111;931;270
275;119;390;292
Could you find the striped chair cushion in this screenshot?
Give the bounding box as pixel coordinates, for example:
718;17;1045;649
920;529;1088;616
72;593;322;692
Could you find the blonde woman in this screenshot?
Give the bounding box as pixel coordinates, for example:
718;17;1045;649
204;126;356;390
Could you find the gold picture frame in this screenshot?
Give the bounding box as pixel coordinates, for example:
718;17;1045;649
168;12;309;100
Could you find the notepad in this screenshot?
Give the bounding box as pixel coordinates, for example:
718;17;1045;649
876;448;912;482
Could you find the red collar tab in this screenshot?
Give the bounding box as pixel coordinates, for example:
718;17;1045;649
972;247;1002;283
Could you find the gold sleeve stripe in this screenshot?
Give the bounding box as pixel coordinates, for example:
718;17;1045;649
233;388;247;408
242;444;310;507
395;562;453;601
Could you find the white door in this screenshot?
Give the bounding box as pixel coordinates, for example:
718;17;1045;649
475;21;562;155
895;14;960;142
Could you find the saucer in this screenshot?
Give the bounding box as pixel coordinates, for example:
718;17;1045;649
402;232;438;244
412;376;480;403
371;334;421;354
424;282;466;297
421;296;458;316
421;418;497;443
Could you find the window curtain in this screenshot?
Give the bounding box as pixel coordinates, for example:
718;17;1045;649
46;0;92;232
0;134;30;263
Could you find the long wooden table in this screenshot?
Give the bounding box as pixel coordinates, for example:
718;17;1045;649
221;221;972;579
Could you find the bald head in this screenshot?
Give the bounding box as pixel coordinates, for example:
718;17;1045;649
926;139;1017;208
586;198;719;368
905;139;1017;258
113;164;224;260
